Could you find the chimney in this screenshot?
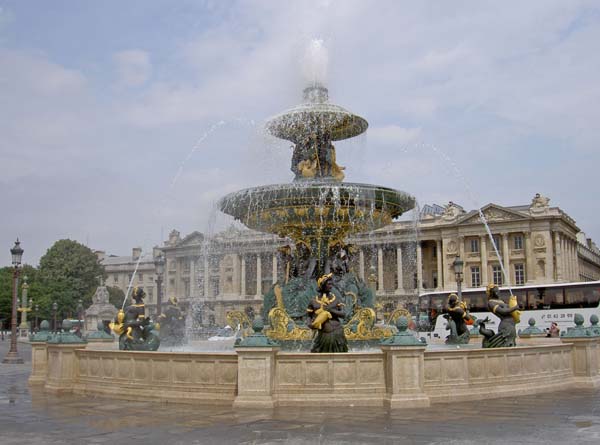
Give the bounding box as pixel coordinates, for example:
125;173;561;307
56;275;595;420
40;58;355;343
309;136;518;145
132;247;142;260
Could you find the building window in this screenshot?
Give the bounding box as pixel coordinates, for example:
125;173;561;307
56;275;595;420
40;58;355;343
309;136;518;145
471;266;481;287
515;264;525;285
514;235;523;250
113;276;118;283
492;265;503;285
138;273;143;282
470;239;479;253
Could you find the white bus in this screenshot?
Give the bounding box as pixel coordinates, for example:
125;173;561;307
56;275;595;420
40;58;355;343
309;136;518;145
417;281;600;340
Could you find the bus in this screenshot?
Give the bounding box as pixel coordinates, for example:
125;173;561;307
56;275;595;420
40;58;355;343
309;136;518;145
418;281;600;339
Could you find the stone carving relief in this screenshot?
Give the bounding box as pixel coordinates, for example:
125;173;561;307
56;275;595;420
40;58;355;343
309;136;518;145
442;202;465;222
530;193;550;215
534;234;546;248
446;240;458;254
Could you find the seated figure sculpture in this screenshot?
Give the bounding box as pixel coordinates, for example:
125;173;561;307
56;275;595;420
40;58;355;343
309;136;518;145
479;284;520;348
307;273;348;353
110;287;160;351
158;296;186;346
443;293;473;344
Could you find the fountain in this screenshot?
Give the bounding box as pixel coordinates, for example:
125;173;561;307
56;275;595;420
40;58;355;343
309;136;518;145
219;41;415;344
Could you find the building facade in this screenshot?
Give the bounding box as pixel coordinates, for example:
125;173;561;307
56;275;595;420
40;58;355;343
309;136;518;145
100;194;600;325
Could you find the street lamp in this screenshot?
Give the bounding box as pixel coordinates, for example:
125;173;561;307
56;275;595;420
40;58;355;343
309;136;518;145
34;303;39;332
2;239;24;364
154;253;165;316
52;301;58;333
77;298;83;330
453;256;464;299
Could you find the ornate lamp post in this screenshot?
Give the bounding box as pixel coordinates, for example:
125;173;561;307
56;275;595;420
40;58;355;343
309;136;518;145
2;239;24;364
453;256;464;299
154;253;165;316
76;298;83;331
34;303;39;332
18;275;31;337
52;301;58;333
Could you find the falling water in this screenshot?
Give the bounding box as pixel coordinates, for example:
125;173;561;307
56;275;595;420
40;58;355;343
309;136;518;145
122;251;145;310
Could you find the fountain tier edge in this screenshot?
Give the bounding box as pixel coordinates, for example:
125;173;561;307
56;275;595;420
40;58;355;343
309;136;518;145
219;181;415;240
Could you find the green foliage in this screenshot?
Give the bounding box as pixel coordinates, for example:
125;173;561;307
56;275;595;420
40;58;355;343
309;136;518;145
107;286;125;308
38;239;105;320
0;265;42;327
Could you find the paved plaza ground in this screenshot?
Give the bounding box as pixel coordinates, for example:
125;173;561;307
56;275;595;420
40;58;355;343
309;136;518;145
1;340;600;444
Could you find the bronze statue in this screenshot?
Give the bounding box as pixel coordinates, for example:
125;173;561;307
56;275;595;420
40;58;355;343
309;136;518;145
291;134;345;182
478;284;520;348
110;287;160;351
307;273;348;353
158;296;186;346
443;293;472;344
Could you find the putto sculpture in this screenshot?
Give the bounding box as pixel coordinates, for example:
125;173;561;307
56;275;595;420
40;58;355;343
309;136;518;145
110;287;160;351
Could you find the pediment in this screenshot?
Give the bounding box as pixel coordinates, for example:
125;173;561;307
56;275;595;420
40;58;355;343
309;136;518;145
179;231;204;246
457;204;527;225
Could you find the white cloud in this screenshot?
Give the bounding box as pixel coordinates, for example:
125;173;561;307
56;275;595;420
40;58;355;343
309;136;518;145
368;126;422;146
113;50;151;87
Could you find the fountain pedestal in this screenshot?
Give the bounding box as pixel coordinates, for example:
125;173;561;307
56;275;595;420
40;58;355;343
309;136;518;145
233;347;280;409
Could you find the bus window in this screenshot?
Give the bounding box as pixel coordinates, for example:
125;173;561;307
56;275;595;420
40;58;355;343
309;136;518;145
512;290;526;309
535;287;563;309
582;285;600;307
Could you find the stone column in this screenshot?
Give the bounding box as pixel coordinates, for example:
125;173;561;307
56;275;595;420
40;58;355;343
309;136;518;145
240;255;246;297
416;242;423;292
573;239;580;280
203;256;210;298
501;233;510;286
256;254;262;297
435;240;442;290
525;232;534;283
396;245;404;293
381;345;429;408
359;249;365;280
233;347;279;408
554;232;563;282
377;247;384;293
45;343;84;394
272;253;278;284
28;341;48;387
189;258;196;299
480;235;489;286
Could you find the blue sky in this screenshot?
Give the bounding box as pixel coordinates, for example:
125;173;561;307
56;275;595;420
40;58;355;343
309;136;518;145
1;0;600;265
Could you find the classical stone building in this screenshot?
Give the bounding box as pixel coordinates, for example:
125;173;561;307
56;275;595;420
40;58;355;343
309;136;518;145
95;248;163;314
99;194;600;325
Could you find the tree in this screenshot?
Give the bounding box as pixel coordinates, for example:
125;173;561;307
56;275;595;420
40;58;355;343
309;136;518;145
38;240;105;320
0;264;42;329
107;286;125;309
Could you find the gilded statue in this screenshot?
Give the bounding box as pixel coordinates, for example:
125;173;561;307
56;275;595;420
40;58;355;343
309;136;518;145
478;284;520;348
307;273;348;353
110;287;160;351
443;293;473;345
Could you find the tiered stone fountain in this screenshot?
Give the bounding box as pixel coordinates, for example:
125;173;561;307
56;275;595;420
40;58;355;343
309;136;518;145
219;74;415;343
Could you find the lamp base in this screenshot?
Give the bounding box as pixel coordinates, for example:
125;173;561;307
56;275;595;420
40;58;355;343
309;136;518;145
2;351;24;364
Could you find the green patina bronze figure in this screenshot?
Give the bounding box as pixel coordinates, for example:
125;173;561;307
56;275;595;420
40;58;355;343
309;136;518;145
307;273;348;353
158;296;186;347
443;293;473;345
478;284;520;348
110;287;160;351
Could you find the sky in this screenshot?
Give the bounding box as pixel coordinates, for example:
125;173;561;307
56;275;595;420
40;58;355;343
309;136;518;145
1;0;600;266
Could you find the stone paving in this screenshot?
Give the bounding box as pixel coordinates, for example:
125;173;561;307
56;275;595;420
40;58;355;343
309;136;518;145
1;339;600;444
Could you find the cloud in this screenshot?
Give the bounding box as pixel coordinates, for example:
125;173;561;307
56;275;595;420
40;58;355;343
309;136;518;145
369;126;422;146
113;50;151;87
